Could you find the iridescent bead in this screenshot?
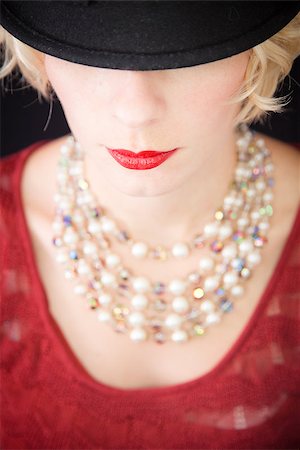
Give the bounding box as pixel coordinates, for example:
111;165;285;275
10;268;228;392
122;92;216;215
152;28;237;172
215;210;224;221
153;298;167;312
253;236;267;247
231;257;245;271
193;234;205;249
88;297;99;309
193;324;205;336
153;282;166;295
152;245;168;260
69;250;78;260
232;231;245;243
193;287;205;299
112;304;129;320
215;287;225;297
241;267;251;279
78;179;89;190
52;237;63;247
219;299;233;313
210;240;224;253
117;230;131;242
153;331;166;344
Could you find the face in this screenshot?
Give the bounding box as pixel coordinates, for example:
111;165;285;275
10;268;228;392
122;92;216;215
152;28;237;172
44;51;250;197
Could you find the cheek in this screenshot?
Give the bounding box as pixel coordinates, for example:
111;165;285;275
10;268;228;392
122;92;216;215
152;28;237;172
185;60;247;129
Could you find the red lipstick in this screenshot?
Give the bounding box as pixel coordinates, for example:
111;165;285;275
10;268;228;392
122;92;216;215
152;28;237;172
106;148;178;170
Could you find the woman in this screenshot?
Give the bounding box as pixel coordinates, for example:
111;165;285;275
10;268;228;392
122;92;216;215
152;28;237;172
0;2;300;449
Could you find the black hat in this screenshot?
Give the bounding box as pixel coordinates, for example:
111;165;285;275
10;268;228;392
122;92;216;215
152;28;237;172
1;1;299;70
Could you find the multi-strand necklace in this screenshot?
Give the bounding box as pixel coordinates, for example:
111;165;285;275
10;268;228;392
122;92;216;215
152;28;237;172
52;125;275;344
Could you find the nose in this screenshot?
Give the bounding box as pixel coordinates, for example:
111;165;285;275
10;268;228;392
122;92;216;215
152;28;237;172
111;71;164;129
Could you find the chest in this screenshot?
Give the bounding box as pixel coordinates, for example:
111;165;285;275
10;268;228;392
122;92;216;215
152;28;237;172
21;208;291;390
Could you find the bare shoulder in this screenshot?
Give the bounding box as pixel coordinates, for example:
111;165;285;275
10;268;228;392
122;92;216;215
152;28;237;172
21;135;69;216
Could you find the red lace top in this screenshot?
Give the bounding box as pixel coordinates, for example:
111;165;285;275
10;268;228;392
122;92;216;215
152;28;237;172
1;141;300;450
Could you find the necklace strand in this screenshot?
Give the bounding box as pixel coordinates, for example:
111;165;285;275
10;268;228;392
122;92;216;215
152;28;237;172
52;125;275;344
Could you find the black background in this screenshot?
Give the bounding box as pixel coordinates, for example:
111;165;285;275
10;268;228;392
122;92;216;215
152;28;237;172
1;57;299;157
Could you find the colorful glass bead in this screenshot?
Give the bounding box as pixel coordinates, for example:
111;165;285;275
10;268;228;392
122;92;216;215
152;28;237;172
88;297;99;309
210;240;224;253
193;324;205;336
193;234;205;249
193;287;205;299
220;299;233;313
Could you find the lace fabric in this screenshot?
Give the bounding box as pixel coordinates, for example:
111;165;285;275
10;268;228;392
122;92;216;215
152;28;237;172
1;141;299;449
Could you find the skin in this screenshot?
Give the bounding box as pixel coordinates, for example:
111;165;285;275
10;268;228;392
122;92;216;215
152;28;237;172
44;51;251;244
19;52;300;389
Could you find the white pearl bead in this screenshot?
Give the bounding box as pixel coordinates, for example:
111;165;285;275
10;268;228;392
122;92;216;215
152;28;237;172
200;300;215;313
60;144;71;155
101;271;116;286
52;219;63;232
97;310;111;323
131;294;148;310
130;328;147;342
88;220;101;234
171;243;189;258
237;217;249;228
224;196;235;207
231;284;244;297
223;271;238;287
265;162;274;174
105;253;120;268
203;222;219;237
259;221;270;231
165;314;183;329
74;284;87;295
198;257;214;272
131;242;148;258
55;251;68;264
73;212;84;224
132;277;151;293
247;251;261;266
221;244;237;260
205;313;221;325
69;165;83;176
172;297;189;313
246;189;256;199
101;217;116;233
168;279;186;295
234;197;243;208
63;230;79;245
256;180;266;191
171;329;188;342
263;192;273;202
98;293;112;306
77;260;90;275
128;312;146;327
256;138;265;148
83;241;97;255
239;239;254;255
251;210;260;221
218;224;233;239
204;276;219;292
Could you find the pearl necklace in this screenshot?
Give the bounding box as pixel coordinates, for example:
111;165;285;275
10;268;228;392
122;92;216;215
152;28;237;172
52;125;275;344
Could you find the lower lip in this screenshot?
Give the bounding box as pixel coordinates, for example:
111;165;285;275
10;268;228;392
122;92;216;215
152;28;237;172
106;148;178;170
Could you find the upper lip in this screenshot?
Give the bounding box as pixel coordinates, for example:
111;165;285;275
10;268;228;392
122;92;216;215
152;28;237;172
106;147;177;155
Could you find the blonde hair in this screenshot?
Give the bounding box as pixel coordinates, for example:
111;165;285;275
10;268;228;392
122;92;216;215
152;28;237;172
1;12;300;127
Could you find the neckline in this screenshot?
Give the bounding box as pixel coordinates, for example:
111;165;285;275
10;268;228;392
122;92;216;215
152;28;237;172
13;139;300;398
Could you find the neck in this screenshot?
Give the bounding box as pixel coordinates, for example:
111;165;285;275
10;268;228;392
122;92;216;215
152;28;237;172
84;127;240;246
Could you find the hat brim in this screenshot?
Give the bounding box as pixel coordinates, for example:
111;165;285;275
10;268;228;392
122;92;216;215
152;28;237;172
1;1;299;70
